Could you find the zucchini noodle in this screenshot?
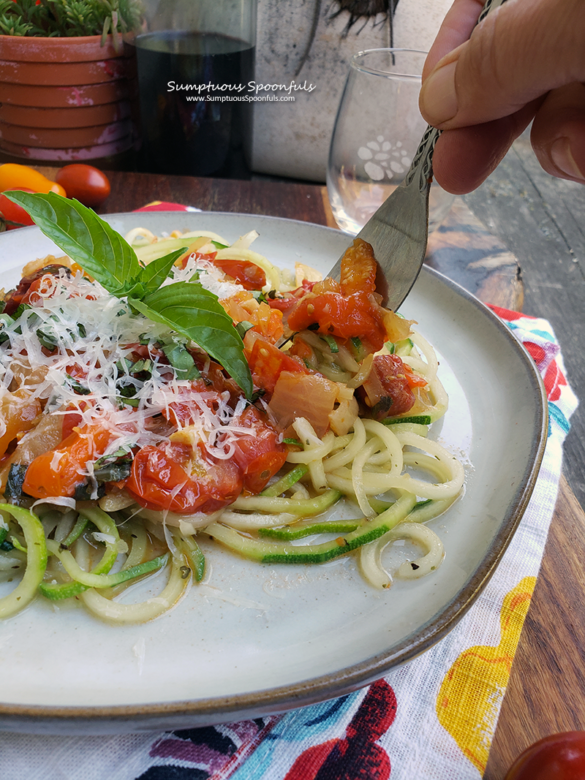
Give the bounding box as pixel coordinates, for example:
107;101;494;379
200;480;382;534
0;222;466;624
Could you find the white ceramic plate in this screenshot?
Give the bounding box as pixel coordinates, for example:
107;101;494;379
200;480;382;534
0;212;546;734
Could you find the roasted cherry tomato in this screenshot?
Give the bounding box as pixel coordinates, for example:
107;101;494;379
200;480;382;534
245;335;308;395
212;258;267;290
3;264;69;316
0;163;66;196
55;164;111;208
0;188;35;229
230;406;287;493
287;289;388;352
22;424;116;499
126;442;242;515
360;354;417;419
504;732;585;780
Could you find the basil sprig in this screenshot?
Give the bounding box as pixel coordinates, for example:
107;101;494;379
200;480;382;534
6;191;253;397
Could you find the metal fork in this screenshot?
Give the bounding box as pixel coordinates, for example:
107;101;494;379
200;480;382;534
328;0;508;311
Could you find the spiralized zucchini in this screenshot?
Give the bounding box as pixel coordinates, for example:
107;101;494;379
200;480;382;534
0;225;464;624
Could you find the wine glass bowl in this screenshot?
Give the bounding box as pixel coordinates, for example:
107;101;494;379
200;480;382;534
327;49;454;235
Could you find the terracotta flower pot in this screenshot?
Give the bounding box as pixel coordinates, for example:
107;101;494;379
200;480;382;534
0;34;139;165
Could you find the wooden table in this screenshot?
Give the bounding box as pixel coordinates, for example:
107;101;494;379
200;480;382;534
36;166;585;775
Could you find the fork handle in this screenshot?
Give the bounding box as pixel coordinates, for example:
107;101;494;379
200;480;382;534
405;0;510;192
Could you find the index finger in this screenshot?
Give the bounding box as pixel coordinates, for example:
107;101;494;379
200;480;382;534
423;0;484;79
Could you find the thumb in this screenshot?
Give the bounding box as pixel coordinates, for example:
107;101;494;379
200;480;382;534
419;0;585;129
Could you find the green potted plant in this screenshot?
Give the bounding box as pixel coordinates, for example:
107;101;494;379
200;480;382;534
0;0;142;165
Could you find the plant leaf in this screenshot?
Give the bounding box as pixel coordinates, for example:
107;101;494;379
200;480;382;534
5;191;141;294
130;281;253;398
135;248;187;296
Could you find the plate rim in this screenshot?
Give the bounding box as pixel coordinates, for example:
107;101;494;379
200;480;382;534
0;211;548;730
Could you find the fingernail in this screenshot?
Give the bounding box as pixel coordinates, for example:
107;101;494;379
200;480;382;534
551;138;585;181
420;60;459;125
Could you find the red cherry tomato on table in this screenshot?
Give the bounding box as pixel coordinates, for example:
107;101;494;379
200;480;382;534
504;732;585;780
55;164;111;208
0;188;35;229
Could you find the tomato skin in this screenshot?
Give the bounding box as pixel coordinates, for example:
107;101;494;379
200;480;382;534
245;336;308;395
340;237;377;295
55;164;111;208
126;442;243;514
231;407;287;493
504;732;585;780
0;164;66;196
0;188;35;228
212;258;266;290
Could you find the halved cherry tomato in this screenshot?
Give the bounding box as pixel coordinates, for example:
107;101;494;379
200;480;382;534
504;732;585;780
55;164;110;208
0;188;35;229
231;406;287;493
126;441;242;514
0;164;66;196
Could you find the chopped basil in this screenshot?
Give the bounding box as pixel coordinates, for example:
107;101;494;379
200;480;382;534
65;374;91;395
93;462;132;483
161;341;201;380
37;329;59;350
4;464;28;504
73;481;105;502
236;321;254;339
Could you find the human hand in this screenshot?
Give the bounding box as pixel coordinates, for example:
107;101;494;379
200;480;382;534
419;0;585;194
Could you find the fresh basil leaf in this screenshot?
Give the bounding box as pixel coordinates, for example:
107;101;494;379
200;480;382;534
137;248;187;295
130;281;253;398
5;192;141;294
120;247;187;299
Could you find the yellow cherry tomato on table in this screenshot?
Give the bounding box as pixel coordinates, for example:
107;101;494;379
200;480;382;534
0;163;66;197
55;164;111;208
505;732;585;780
